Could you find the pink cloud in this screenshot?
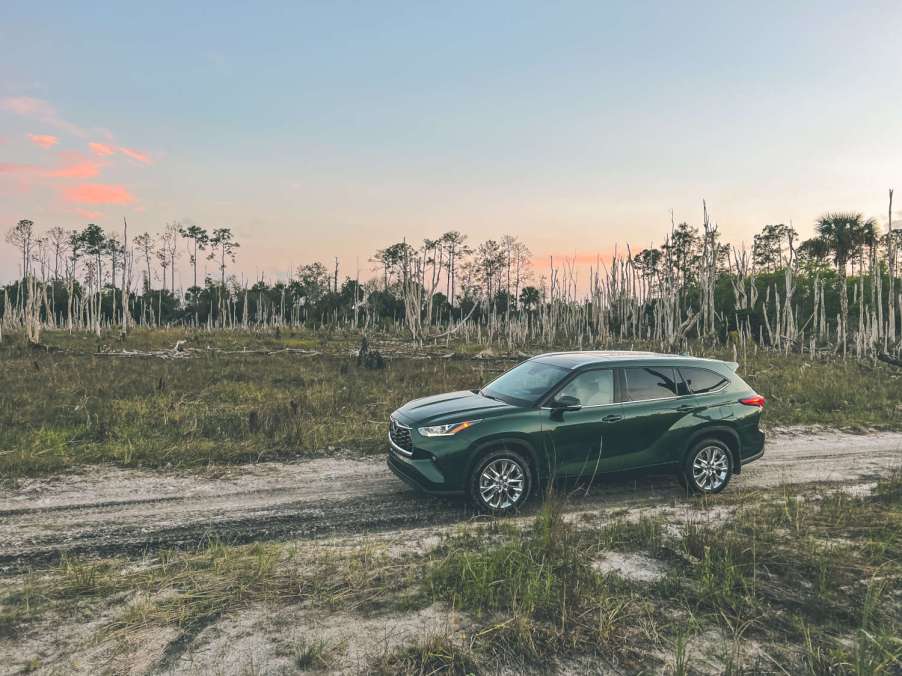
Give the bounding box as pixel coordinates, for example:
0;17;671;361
46;158;102;178
89;142;116;157
118;146;152;164
63;183;135;205
0;154;102;179
89;141;153;164
27;133;59;149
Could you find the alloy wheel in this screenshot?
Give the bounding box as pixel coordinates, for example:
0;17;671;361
479;458;525;509
692;445;730;491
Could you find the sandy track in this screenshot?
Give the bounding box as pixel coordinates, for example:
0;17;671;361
1;430;899;573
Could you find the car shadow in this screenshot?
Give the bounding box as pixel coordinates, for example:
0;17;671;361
430;469;693;519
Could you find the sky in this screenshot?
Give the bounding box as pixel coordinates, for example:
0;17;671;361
1;1;901;287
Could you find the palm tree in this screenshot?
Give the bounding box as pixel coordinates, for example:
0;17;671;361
519;285;541;313
815;212;878;351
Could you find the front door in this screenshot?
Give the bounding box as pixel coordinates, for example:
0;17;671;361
544;368;623;479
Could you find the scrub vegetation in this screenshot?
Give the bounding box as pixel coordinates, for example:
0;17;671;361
1;328;901;480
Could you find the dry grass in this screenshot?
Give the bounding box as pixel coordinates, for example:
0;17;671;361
2;328;901;480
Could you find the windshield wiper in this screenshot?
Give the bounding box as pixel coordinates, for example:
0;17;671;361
479;389;501;402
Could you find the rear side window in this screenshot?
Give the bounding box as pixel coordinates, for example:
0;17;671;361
680;367;729;394
623;367;679;401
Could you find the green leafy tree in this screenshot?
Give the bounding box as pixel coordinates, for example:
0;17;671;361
208;227;240;287
178;224;209;292
815;212;878;344
753;223;797;272
519;285;541;312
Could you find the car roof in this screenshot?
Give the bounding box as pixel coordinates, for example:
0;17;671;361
530;350;732;371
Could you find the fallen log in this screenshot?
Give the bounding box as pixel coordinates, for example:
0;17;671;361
877;352;902;368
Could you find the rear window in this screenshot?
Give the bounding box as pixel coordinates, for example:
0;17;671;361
680;367;729;394
623;367;680;401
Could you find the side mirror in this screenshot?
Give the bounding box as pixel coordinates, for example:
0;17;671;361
551;394;582;412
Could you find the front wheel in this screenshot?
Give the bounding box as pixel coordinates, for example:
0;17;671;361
469;449;533;514
683;439;733;494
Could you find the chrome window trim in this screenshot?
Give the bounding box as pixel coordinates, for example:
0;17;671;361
540;401;617;410
677;367;730;396
682;382;729;397
540;387;729;410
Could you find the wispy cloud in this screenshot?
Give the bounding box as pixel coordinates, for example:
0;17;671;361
89;142;116;157
1;96;86;137
63;183;135;205
3;96;155;165
27;133;58;149
118;146;152;164
89;141;152;164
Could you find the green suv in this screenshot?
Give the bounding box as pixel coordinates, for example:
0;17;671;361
388;351;765;513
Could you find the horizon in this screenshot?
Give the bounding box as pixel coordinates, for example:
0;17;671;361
2;2;901;288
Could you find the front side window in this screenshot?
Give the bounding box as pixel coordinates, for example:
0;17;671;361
555;369;614;407
623;366;679;401
482;360;568;406
680;367;729;394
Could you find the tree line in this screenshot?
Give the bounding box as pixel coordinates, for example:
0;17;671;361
1;194;900;358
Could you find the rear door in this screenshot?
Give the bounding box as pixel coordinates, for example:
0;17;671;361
604;365;685;471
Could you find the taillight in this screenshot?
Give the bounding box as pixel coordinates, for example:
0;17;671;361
739;395;766;408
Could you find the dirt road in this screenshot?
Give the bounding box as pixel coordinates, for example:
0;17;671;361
1;430;899;573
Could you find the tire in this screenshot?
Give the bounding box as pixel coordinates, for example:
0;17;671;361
682;439;733;494
469;448;533;514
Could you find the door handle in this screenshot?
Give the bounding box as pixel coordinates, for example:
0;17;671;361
602;414;623;422
675;404;701;413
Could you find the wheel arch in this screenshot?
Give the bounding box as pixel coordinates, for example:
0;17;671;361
684;425;743;473
465;435;541;496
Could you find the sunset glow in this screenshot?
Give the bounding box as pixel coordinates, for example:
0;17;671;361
2;2;901;288
63;183;135;205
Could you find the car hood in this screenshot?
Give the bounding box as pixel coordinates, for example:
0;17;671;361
393;390;518;426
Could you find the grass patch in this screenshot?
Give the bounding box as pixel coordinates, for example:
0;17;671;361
427;500;649;669
369;635;479;676
0;538;428;648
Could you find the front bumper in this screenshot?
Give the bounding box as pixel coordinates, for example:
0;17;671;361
387;448;463;496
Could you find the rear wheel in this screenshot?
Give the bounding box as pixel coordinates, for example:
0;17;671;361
469;449;532;514
683;439;733;494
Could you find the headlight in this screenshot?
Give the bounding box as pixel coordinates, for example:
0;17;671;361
417;420;480;437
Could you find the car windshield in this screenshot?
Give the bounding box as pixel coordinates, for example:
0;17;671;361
481;360;568;406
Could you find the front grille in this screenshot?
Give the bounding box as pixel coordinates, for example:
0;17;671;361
389;417;413;454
